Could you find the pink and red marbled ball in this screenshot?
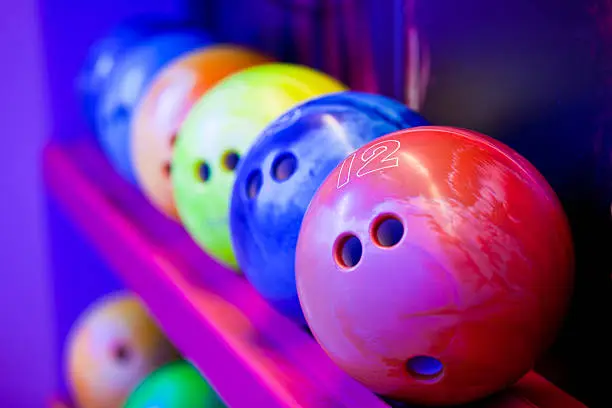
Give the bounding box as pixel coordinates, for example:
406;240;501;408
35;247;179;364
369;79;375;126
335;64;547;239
296;126;574;406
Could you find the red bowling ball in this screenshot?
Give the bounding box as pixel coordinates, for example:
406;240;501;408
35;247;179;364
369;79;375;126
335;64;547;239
295;126;574;406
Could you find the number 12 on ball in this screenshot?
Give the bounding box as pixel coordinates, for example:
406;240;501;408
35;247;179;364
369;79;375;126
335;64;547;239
337;139;401;189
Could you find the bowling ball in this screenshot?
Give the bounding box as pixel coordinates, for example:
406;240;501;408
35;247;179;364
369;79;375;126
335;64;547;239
229;91;428;323
132;45;273;219
97;31;212;183
77;17;171;130
295;126;574;405
65;292;180;408
172;63;346;270
123;361;226;408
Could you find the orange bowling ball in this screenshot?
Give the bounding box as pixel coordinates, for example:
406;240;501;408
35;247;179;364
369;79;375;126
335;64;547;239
132;45;273;219
65;292;179;408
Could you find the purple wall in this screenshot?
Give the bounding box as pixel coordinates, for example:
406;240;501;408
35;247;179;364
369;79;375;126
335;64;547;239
0;0;56;406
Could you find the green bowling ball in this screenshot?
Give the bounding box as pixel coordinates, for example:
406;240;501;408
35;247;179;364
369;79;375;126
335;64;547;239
172;63;347;270
123;361;225;408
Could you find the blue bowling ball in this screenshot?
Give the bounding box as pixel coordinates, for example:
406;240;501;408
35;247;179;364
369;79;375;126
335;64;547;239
96;30;212;183
229;91;429;324
78;17;175;130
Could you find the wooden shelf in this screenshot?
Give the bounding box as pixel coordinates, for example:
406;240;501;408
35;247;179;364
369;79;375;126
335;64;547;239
43;139;586;408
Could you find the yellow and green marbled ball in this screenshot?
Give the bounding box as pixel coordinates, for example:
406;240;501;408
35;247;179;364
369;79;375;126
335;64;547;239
172;63;347;270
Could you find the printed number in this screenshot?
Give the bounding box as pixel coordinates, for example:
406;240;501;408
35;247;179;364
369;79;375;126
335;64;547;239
336;152;356;189
356;140;401;177
336;140;401;189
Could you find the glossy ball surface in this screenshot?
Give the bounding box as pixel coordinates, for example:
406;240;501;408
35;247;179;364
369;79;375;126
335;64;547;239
172;63;346;269
124;360;226;408
77;18;170;130
230;91;428;323
132;45;272;219
296;126;574;405
65;292;179;408
96;31;212;183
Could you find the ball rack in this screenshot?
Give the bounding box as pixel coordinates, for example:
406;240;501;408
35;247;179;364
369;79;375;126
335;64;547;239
43;137;587;408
